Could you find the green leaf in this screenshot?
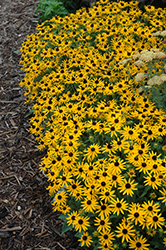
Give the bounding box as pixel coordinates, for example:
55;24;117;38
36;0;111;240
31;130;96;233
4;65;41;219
52;2;63;9
74;231;84;238
93;244;100;250
35;0;69;22
45;6;53;16
139;186;151;198
109;214;118;219
25;108;34;118
58;213;68;220
61;221;73;235
35;5;41;14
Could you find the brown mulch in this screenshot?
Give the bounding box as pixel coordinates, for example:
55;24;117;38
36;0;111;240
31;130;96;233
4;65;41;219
0;1;91;249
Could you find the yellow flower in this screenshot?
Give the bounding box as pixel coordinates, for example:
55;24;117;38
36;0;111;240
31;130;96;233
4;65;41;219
81;197;99;213
110;198;128;216
84;144;101;161
150;192;157;199
108;158;126;174
158;188;166;205
52;191;68;206
66;211;79;226
163;237;166;247
146;228;156;237
121;126;139;141
129;235;150;250
146;213;165;229
100;189;115;203
144;174;161;189
94;215;112;232
99;229;115;245
96;202;112;217
78;231;93;247
141;200;160;216
74;215;90;232
118;178;137;197
115;221;135;243
127;169;136;178
128;206;144;226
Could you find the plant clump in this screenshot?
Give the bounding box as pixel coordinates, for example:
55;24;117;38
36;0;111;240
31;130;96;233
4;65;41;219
20;0;166;249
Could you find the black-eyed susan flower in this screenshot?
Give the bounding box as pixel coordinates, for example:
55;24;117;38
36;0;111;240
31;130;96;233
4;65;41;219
110;172;124;187
94;215;112;232
110;198;128;216
135;158;150;174
59;204;70;215
146;213;165;229
121;125;138;140
104;124;121;137
135;142;151;158
81;197;99;213
74;215;90;233
112;138;127;152
58;173;71;187
123;142;137;155
115;221;135;243
98;229;115;246
102;142;114;154
96;202;112;217
127;168;136;178
118;178;137;197
143;127;158;141
78;231;93;247
66;211;79;227
158;188;166;205
84;162;98;177
150;192;157;199
129;235;150;250
72;162;87;180
100;189;115;203
96;177;111;191
84;144;101;161
108;157;126;174
147;151;162;163
47;180;61;196
146;228;157;237
141;200;160;216
67;179;83;196
99;242;114;250
128;206;144;226
52;190;68;206
144;174;161;189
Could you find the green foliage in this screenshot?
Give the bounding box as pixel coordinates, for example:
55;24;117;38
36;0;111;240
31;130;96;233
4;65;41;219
61;221;73;234
35;0;91;23
61;0;90;13
35;0;69;23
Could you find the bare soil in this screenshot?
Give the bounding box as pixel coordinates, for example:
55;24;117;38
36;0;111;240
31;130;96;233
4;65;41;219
0;1;91;249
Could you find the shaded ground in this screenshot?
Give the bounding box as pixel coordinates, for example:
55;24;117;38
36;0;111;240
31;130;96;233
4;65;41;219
0;1;91;249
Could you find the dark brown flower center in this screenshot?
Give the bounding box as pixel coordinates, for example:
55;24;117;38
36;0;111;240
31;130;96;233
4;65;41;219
136;242;141;248
122;229;128;234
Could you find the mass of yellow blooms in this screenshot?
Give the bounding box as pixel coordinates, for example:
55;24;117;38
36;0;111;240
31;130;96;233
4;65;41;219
20;0;166;249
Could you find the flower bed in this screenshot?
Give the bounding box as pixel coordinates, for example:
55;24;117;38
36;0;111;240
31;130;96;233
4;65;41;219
20;0;166;249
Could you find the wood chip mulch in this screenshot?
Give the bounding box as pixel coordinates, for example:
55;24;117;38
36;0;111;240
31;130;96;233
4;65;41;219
0;1;92;249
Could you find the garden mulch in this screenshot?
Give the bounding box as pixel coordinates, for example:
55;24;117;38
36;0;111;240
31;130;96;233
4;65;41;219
0;1;92;249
